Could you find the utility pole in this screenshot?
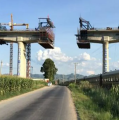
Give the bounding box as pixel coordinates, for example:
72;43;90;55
55;75;56;81
10;14;13;76
31;66;33;78
74;63;78;84
0;61;3;75
63;74;64;84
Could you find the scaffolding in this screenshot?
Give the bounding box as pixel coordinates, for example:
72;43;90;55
75;17;92;49
26;44;31;78
36;18;55;49
9;43;13;75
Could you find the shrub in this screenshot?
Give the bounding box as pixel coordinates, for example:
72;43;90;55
0;75;46;97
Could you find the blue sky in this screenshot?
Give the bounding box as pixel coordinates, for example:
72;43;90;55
0;0;119;75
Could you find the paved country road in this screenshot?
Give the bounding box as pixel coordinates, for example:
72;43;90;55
0;86;77;120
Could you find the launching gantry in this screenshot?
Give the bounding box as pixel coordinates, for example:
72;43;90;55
0;14;55;78
75;17;119;73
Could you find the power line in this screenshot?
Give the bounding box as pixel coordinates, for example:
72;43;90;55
63;74;64;84
91;45;102;54
92;44;116;58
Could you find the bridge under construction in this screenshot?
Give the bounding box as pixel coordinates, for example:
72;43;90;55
0;16;119;78
75;17;119;74
0;14;55;78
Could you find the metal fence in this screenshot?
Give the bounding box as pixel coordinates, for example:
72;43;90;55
80;27;119;31
62;70;119;87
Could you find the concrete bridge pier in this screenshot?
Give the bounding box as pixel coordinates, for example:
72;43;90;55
17;42;26;78
102;36;109;73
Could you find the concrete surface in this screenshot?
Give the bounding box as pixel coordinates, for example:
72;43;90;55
0;86;77;120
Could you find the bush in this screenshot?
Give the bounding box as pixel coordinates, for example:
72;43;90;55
79;81;119;118
69;83;76;88
69;81;119;119
0;75;47;97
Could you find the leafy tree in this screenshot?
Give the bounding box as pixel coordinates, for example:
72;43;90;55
40;58;58;81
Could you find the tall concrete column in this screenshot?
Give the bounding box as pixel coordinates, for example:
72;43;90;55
17;42;26;78
102;36;109;73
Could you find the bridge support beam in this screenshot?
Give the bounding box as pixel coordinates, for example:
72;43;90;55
17;42;26;78
102;37;109;73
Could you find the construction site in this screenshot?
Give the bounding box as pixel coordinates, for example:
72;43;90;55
0;14;55;78
75;17;119;74
0;15;119;79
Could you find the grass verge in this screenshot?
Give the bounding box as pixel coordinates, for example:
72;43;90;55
0;75;47;101
0;84;46;101
68;82;118;120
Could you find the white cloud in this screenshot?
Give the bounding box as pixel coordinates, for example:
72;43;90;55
109;61;119;70
76;69;84;74
81;62;86;67
37;47;73;62
37;50;43;61
2;63;9;67
77;52;90;61
87;70;95;75
36;47;118;75
37;48;92;63
91;57;96;61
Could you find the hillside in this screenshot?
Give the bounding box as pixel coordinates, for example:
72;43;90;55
31;73;84;81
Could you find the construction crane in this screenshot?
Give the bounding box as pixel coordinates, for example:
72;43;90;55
0;14;29;30
10;14;29;30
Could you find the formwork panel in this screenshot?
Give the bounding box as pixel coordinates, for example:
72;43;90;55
38;42;54;49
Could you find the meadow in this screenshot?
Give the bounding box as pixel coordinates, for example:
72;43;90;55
0;75;47;101
69;81;119;120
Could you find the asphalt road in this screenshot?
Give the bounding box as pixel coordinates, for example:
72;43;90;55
0;86;77;120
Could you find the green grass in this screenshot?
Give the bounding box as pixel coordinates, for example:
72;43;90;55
0;75;47;101
69;82;119;120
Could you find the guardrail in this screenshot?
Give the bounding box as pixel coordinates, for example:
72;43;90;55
0;28;37;32
0;27;55;32
62;70;119;87
80;27;119;31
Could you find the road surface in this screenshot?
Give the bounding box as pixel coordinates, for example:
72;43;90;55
0;86;77;120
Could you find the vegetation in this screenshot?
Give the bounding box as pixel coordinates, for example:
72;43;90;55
0;75;47;101
40;58;58;81
31;73;84;81
69;82;119;120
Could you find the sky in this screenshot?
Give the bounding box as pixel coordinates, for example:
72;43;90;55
0;0;119;76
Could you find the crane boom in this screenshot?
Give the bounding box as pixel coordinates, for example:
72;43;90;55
0;14;29;30
13;23;29;29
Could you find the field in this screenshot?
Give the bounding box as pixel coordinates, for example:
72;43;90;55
0;75;47;101
69;81;119;120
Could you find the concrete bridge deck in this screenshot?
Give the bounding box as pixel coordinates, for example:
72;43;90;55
0;30;47;43
76;29;119;43
0;29;119;43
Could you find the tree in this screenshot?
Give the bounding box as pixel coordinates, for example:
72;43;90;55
40;58;58;81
